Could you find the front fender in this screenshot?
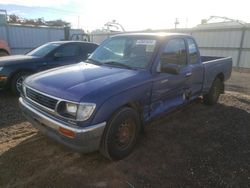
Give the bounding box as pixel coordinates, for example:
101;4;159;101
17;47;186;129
91;82;152;125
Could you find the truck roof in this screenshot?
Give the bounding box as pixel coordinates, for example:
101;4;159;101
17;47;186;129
48;41;98;45
113;32;192;38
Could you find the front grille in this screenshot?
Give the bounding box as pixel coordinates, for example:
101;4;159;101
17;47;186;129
26;87;58;110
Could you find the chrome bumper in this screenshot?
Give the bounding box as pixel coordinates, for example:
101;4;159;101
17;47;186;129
19;97;106;152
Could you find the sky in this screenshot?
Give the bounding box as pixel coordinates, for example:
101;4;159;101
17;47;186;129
0;0;249;32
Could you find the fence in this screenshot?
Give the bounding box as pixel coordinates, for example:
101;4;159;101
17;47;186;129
89;26;250;69
0;24;83;54
1;23;250;69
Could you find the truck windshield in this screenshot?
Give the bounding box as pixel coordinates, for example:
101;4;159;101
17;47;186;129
89;36;157;69
26;43;61;57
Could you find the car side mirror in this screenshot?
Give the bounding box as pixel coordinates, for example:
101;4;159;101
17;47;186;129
159;53;180;74
160;63;180;74
54;52;63;58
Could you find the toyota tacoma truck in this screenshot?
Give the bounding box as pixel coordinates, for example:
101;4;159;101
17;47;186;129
19;33;232;160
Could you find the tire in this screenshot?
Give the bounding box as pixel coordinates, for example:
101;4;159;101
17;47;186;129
100;107;141;160
0;50;9;57
11;72;31;95
203;78;223;105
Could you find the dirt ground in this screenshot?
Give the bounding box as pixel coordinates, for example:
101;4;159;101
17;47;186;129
226;71;250;95
0;71;250;188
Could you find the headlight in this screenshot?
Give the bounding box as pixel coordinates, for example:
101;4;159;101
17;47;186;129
0;67;3;71
57;101;96;121
77;103;96;121
66;103;78;116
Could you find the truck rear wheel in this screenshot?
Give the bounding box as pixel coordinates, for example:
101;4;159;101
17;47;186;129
203;78;223;105
100;107;140;160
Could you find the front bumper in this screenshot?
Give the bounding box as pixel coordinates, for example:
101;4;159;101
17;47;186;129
19;97;106;153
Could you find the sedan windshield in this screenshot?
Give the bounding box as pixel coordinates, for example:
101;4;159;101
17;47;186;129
89;36;157;69
26;43;61;57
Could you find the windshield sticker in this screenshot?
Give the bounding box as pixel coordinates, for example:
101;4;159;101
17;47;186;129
136;40;156;45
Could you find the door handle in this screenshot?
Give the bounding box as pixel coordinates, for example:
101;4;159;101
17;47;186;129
185;72;192;77
161;79;168;84
42;62;48;66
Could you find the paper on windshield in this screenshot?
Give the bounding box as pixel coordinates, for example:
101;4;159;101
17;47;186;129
136;40;156;45
136;39;156;52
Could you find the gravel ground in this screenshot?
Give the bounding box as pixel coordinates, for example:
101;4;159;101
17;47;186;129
0;71;250;188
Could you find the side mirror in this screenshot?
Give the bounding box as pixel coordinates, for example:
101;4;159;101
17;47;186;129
159;53;180;74
54;52;63;58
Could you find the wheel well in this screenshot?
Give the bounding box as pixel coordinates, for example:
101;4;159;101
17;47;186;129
125;102;141;111
216;73;225;93
217;73;224;82
0;49;9;55
8;70;34;85
124;102;145;131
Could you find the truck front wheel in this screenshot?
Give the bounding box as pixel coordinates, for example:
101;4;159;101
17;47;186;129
203;78;223;105
100;107;140;160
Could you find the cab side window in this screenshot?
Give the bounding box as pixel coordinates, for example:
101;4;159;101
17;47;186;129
56;44;79;57
80;44;98;59
160;38;187;66
187;38;198;64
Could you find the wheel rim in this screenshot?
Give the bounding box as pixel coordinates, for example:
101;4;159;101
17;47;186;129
114;118;136;150
16;76;27;93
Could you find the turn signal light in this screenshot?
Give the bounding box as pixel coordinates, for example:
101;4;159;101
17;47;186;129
0;76;7;81
58;127;76;138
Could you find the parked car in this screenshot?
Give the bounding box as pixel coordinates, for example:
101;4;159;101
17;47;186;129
19;33;232;160
0;41;98;94
0;40;10;56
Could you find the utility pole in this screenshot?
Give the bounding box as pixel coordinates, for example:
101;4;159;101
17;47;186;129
174;18;179;29
185;17;188;28
77;16;80;29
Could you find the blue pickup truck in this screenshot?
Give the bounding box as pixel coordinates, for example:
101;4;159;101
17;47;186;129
19;33;232;160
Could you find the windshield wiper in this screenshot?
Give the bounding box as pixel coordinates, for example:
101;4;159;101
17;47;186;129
86;58;102;65
103;61;133;69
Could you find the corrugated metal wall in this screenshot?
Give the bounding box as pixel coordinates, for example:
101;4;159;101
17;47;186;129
0;25;83;54
0;24;250;68
89;27;250;69
192;29;243;67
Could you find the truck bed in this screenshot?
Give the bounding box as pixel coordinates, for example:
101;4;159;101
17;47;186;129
201;56;233;93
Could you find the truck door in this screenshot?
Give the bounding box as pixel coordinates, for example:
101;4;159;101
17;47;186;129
186;38;204;99
150;38;191;119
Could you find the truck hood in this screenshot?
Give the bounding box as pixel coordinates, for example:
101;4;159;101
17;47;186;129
25;62;142;102
0;55;40;66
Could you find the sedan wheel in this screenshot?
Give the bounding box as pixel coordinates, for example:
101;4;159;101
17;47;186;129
11;72;31;95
